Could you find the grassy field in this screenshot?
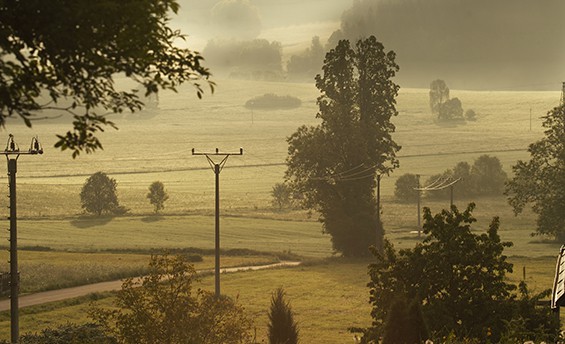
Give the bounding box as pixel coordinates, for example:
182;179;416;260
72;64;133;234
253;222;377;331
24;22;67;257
0;79;562;342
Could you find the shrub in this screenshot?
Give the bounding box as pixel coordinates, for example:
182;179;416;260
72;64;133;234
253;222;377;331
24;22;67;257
268;288;299;344
245;94;301;110
90;255;252;344
465;109;477;120
16;323;116;344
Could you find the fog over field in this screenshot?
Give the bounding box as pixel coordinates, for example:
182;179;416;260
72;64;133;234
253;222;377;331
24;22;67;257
1;1;565;343
173;0;564;90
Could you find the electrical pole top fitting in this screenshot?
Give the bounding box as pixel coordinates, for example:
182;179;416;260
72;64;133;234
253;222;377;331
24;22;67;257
2;134;44;158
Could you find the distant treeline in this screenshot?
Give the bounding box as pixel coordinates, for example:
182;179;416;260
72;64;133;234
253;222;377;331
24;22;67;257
331;0;565;90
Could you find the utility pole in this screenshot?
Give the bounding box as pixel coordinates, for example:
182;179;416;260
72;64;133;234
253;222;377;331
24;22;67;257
416;174;421;237
375;174;383;252
414;176;461;236
192;147;243;298
3;135;43;344
561;82;565;106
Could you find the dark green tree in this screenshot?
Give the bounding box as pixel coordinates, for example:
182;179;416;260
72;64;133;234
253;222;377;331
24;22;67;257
382;297;428;344
0;0;212;158
90;255;252;344
505;105;565;239
80;172;120;216
267;288;299;344
394;173;419;203
285;36;400;256
364;204;516;343
147;181;169;214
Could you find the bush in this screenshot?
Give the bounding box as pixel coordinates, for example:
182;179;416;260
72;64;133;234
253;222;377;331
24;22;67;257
245;94;301;110
465;109;477;120
15;323;116;344
90;255;252;344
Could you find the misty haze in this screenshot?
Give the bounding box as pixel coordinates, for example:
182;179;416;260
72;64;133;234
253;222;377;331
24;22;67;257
0;0;564;343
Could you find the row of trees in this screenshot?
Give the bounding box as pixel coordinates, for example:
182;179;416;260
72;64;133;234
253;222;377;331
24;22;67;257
394;155;508;202
80;172;168;216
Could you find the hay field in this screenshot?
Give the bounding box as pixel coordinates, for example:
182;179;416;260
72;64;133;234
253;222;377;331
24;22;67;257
1;78;560;257
2;79;559;215
0;79;561;343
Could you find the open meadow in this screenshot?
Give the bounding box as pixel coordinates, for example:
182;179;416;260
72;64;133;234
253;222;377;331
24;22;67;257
0;79;562;342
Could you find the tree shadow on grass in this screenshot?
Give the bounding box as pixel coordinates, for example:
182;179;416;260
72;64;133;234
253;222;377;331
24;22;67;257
141;214;165;223
70;215;114;228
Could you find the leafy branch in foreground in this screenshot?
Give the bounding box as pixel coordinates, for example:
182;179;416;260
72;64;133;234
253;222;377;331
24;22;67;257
0;0;213;157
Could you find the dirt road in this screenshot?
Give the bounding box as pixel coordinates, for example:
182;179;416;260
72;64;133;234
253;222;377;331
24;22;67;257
0;261;301;311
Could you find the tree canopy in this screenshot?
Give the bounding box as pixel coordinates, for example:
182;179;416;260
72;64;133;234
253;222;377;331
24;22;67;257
80;172;120;216
360;204;559;343
429;79;450;116
147;181;169;214
506;104;565;239
285;36;400;256
0;0;212;157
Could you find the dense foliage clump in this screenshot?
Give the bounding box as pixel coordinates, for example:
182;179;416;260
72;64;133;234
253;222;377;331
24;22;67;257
506;104;565;239
245;94;301;110
268;288;299;344
0;0;212;157
90;254;253;344
80;172;122;216
357;204;559;343
423;155;507;199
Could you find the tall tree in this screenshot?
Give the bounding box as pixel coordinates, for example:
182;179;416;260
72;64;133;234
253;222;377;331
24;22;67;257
506;105;565;239
286;36;400;256
0;0;212;157
80;172;120;216
429;79;450;116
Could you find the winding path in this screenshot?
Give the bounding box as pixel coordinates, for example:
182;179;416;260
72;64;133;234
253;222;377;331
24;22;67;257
0;261;301;311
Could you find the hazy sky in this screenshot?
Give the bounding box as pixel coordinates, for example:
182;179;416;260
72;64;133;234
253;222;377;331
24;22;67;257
173;0;350;52
170;0;564;90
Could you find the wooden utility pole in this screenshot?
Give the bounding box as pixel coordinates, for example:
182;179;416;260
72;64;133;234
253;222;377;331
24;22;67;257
3;135;43;344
